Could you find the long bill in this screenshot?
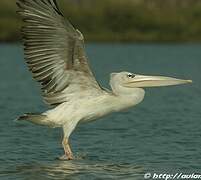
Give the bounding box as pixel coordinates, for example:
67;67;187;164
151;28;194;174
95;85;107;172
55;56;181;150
125;75;192;88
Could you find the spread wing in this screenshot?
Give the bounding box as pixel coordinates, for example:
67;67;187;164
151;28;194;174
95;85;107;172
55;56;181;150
17;0;102;106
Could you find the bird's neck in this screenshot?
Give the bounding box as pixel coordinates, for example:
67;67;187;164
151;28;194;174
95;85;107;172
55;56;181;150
110;87;145;111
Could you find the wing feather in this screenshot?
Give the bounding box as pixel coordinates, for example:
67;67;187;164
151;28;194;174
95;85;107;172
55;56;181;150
17;0;102;105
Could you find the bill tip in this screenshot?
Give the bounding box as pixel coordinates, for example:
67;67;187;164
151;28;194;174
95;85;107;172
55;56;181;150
187;80;193;83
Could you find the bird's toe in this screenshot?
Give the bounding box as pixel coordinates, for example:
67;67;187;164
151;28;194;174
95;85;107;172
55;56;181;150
58;154;73;161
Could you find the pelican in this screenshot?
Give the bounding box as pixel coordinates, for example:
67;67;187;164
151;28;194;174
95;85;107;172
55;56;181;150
16;0;192;160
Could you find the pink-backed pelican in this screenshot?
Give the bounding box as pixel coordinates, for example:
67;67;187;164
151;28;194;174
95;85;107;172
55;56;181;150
16;0;192;160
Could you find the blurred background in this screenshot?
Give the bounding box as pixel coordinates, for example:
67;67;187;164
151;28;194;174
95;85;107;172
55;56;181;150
1;0;201;43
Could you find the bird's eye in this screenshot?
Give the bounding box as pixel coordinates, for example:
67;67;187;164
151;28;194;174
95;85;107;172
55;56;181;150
127;73;135;78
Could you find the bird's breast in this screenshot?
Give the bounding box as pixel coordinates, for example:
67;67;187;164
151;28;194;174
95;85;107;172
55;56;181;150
79;93;144;123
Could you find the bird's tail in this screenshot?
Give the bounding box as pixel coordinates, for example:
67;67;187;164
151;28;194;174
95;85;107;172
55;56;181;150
17;113;52;127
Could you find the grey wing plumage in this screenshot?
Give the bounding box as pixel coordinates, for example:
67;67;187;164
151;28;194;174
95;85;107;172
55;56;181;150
17;0;102;106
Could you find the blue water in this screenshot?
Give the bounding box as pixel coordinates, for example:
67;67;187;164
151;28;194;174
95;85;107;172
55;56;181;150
0;43;200;179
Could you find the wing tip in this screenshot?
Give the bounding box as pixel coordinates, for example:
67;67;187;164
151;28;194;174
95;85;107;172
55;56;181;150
16;0;64;17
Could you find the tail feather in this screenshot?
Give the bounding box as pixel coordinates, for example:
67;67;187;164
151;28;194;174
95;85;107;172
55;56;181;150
17;113;51;127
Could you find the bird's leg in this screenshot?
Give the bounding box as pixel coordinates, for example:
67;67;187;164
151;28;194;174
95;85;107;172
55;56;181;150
60;138;74;160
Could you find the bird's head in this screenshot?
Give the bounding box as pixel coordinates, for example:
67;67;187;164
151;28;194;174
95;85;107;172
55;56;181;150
110;71;192;95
